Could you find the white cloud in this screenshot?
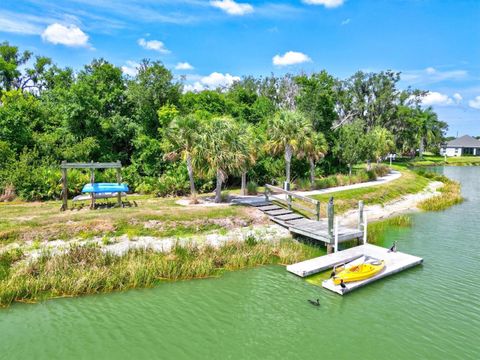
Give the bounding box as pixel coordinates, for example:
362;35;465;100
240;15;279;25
273;51;312;66
41;23;89;47
453;93;463;103
341;18;351;25
175;62;194;70
303;0;345;8
138;38;170;54
201;72;240;87
422;91;454;106
468;96;480;110
0;16;42;35
402;67;467;84
210;0;254;16
121;61;140;77
184;72;240;92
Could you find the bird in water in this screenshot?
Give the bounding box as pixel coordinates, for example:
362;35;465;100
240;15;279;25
340;280;346;289
308;299;320;306
388;241;397;253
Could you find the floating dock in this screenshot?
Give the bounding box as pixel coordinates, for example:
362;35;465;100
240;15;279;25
287;243;423;295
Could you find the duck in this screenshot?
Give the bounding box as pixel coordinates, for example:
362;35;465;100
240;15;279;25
308;299;320;306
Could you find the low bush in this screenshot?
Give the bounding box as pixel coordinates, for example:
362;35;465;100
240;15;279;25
246;181;258;195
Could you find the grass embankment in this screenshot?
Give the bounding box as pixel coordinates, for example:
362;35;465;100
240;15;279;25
311;167;463;214
311;168;429;214
0;197;261;245
416;171;463;211
410;155;480;167
0;238;321;307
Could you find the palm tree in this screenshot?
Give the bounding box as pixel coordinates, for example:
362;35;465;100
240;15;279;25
267;110;313;188
417;107;445;158
163;115;202;202
298;132;328;189
198;117;252;203
240;124;260;195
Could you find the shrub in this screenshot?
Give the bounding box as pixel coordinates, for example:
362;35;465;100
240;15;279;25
372;164;390;177
294;177;311;191
246;181;258;195
221;191;230;202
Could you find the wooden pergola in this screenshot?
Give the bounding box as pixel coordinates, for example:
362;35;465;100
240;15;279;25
60;161;123;211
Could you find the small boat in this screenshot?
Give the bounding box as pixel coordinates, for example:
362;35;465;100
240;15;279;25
332;257;385;285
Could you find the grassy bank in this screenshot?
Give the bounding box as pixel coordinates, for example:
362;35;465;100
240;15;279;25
311;168;430;214
0;238;321;307
416;171;463;211
409;155;480;167
0;197;262;245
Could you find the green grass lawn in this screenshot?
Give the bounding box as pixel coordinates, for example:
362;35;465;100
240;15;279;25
310;168;430;214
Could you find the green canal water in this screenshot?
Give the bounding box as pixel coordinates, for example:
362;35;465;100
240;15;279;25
1;167;479;359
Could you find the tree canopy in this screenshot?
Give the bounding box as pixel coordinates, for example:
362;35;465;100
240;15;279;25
0;41;448;201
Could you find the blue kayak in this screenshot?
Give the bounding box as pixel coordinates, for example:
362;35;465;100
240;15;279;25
82;183;129;193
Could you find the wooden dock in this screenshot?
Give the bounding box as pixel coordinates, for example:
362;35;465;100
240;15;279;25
286;243;423;295
239;185;364;248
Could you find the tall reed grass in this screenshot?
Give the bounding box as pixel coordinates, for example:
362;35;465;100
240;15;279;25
416;171;463;211
0;239;320;307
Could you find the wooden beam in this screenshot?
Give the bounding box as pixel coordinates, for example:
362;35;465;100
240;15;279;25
61;160;68;211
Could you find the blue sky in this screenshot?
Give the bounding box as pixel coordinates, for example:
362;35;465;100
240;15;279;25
1;0;479;135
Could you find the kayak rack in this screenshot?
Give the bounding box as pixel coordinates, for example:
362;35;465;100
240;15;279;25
286;243;423;295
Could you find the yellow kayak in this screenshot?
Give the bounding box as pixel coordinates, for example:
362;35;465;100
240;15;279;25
333;259;385;285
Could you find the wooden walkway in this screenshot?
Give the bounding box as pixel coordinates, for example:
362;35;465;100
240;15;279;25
246;199;363;245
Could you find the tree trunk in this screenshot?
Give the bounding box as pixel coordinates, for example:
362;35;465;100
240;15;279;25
215;169;223;203
309;157;315;189
348;164;352;177
419;136;425;158
186;154;196;198
241;171;247;196
366;159;371;171
285;144;292;186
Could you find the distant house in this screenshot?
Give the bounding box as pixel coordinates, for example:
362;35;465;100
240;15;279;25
440;135;480;157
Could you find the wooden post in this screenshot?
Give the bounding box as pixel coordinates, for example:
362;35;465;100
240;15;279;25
327;197;334;239
358;200;364;231
116;160;122;207
334;218;339;253
61;160;68;211
264;186;269;202
363;212;368;245
327;244;334;254
284;182;292;210
90;161;95;209
316;201;320;221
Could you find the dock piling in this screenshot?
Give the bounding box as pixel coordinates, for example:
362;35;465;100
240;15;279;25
363;212;368;244
334;218;339;253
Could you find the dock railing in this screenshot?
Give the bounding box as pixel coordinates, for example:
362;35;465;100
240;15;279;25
264;184;321;221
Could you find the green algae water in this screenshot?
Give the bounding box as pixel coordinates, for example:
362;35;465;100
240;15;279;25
1;167;479;359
